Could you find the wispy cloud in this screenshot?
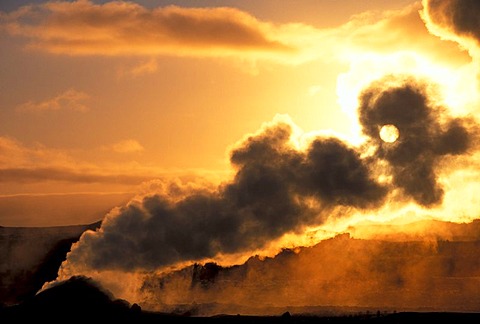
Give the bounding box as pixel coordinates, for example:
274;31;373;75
16;88;90;113
0;136;145;184
111;139;144;154
0;136;74;168
124;58;158;77
0;136;225;188
0;167;150;184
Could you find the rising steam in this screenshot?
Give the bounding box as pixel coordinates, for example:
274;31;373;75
50;75;479;310
63;115;387;272
358;76;477;206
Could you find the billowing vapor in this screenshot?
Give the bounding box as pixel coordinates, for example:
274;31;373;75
55;74;479;310
423;0;480;46
64;117;386;272
358;76;477;206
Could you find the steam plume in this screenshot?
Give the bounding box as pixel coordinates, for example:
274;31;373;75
58;76;478;306
66;118;386;271
358;76;476;206
423;0;480;45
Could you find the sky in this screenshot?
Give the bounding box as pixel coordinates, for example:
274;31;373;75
0;0;442;226
1;0;479;231
2;0;480;312
2;0;477;227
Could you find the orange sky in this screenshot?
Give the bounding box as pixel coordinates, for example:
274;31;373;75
0;0;479;226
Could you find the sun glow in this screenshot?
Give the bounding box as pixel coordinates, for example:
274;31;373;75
337;51;479;143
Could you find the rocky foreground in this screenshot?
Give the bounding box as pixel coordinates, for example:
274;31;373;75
2;219;480;322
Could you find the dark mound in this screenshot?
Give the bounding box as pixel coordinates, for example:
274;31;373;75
0;275;139;321
0;221;101;305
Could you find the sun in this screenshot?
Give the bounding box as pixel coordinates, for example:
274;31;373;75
379;124;399;143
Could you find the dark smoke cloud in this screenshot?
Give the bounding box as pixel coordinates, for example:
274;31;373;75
65;75;478;273
424;0;480;45
358;76;476;206
67;120;386;271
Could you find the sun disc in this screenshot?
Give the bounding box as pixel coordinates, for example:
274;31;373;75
379;124;399;143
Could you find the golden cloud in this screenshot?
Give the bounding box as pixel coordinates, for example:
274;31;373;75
16;88;90;113
0;136;145;184
1;0;292;57
111;139;144;154
336;3;470;65
1;1;469;67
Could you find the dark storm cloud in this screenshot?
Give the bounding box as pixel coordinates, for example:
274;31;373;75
424;0;480;45
358;76;477;206
69;121;386;271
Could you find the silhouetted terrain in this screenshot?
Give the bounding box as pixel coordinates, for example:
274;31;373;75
0;276;140;321
1;276;480;323
0;221;101;305
3;219;480;322
347;219;480;241
142;229;480;314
